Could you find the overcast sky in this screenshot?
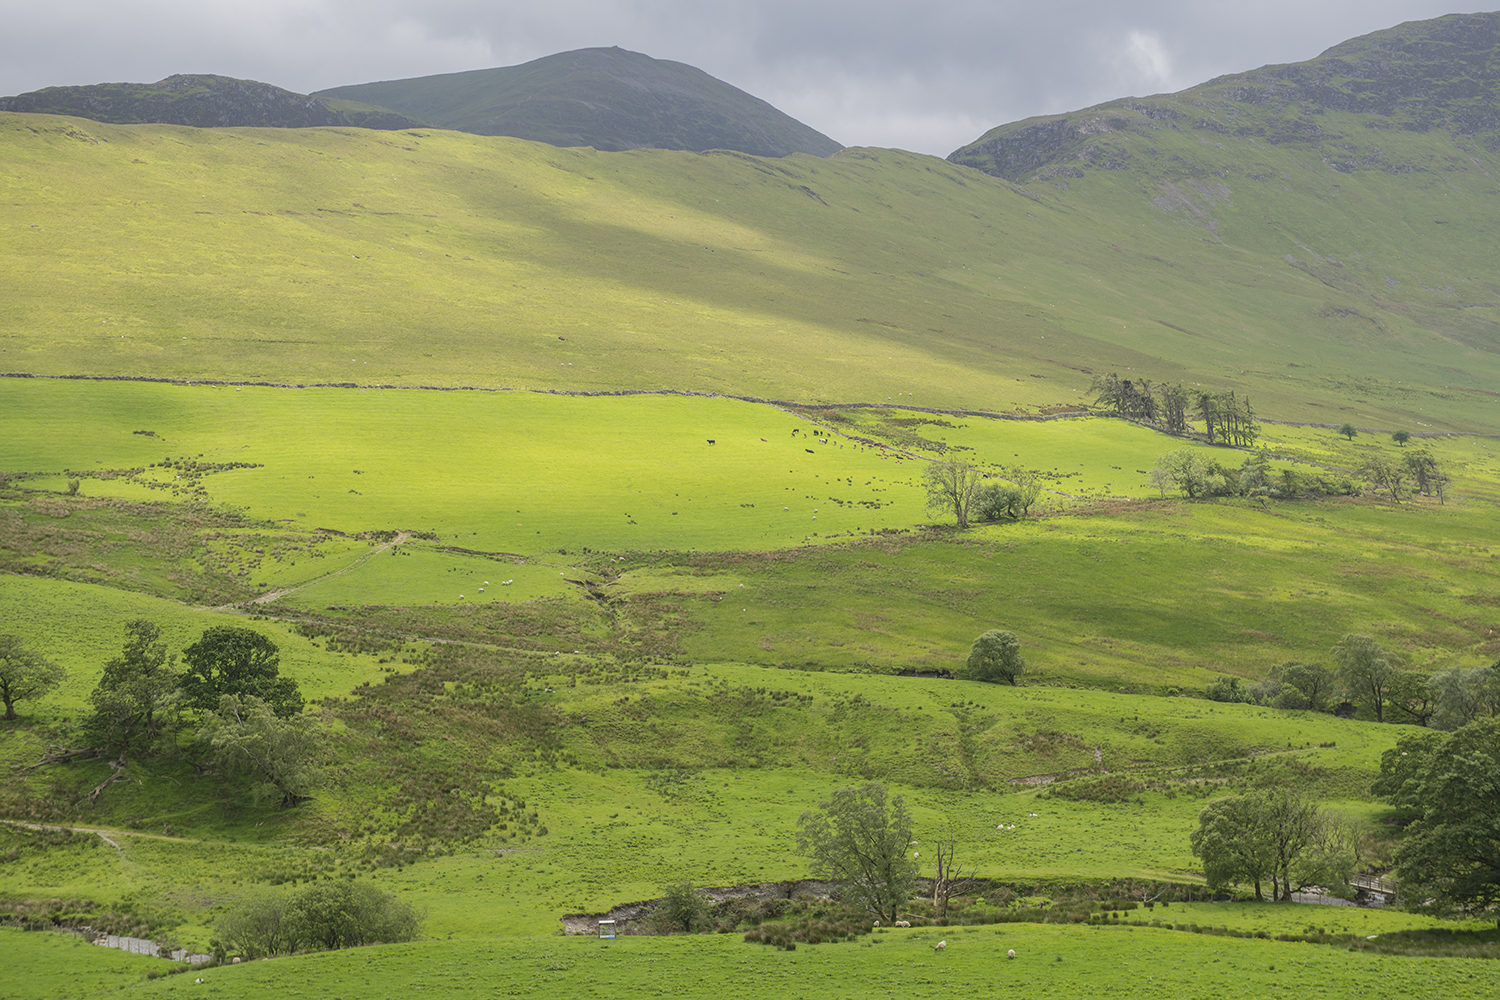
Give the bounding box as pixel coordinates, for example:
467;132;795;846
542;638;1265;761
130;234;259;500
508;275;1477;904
0;1;1477;155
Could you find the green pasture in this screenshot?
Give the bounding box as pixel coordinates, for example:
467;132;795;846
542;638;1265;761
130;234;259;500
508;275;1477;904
6;922;1495;1000
3;380;1497;687
0;378;1234;555
0;928;164;1000
1;656;1411;945
2;112;1499;431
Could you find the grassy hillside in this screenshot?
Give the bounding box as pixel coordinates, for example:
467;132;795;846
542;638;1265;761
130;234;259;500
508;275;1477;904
314;47;842;157
1;108;1497;431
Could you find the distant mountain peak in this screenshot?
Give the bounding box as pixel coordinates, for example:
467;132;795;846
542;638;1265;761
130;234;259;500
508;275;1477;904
950;10;1500;181
314;47;842;157
0;74;424;130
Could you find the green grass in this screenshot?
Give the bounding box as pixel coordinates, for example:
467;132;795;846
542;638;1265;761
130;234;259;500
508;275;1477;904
3;379;1496;687
7;925;1493;1000
0;927;166;1000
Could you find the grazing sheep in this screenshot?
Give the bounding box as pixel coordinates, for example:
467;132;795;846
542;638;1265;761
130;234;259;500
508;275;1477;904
872;920;880;927
232;957;241;964
894;919;911;928
934;940;946;951
1007;949;1016;959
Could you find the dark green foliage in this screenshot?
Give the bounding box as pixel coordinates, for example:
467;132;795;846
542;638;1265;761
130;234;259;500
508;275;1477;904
974;481;1022;521
1340;424;1358;441
181;626;303;719
82;619;183;759
965;629;1026;685
1392;431;1411;446
212;887;292;959
216;880;421;957
0;634;65;720
1387;670;1437;727
1380;719;1500;925
1402;449;1449;502
1190;789;1356;902
1371;730;1445;818
1332;633;1404;723
797;782;918;922
1271;662;1335;712
1429;664;1500;730
314;47;842;157
1205;676;1252;704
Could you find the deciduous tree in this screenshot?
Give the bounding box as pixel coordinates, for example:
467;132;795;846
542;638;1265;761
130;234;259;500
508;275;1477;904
1271;662;1335;712
201;694;322;807
922;460;984;529
83;619;183;759
0;635;65;721
965;629;1025;685
1150;449;1217;499
1332;633;1404;723
181;626;303;718
796;782;918;922
1430;664;1500;731
1379;719;1500;926
1190;789;1355;902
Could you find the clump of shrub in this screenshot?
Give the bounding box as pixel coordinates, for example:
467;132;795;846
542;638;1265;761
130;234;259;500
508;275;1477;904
647;882;714;934
743;902;874;949
213;880;421;959
1206;676;1253;703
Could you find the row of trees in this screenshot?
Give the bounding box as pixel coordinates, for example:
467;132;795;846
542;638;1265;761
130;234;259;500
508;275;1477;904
1150;447;1446;503
1190;789;1357;902
1207;634;1498;731
12;620;320;808
1090;374;1259;445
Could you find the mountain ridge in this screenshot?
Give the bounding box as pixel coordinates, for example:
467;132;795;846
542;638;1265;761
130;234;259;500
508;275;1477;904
0;73;424;130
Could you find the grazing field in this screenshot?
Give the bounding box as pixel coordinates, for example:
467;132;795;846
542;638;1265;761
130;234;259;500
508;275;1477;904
5;924;1495;1000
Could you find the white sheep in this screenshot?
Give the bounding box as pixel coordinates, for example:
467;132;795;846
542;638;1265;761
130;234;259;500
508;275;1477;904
872;919;880;927
1007;948;1016;959
894;919;911;927
934;940;947;951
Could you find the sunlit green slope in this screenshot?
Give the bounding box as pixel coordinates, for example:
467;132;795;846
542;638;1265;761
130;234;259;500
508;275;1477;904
1;107;1496;430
